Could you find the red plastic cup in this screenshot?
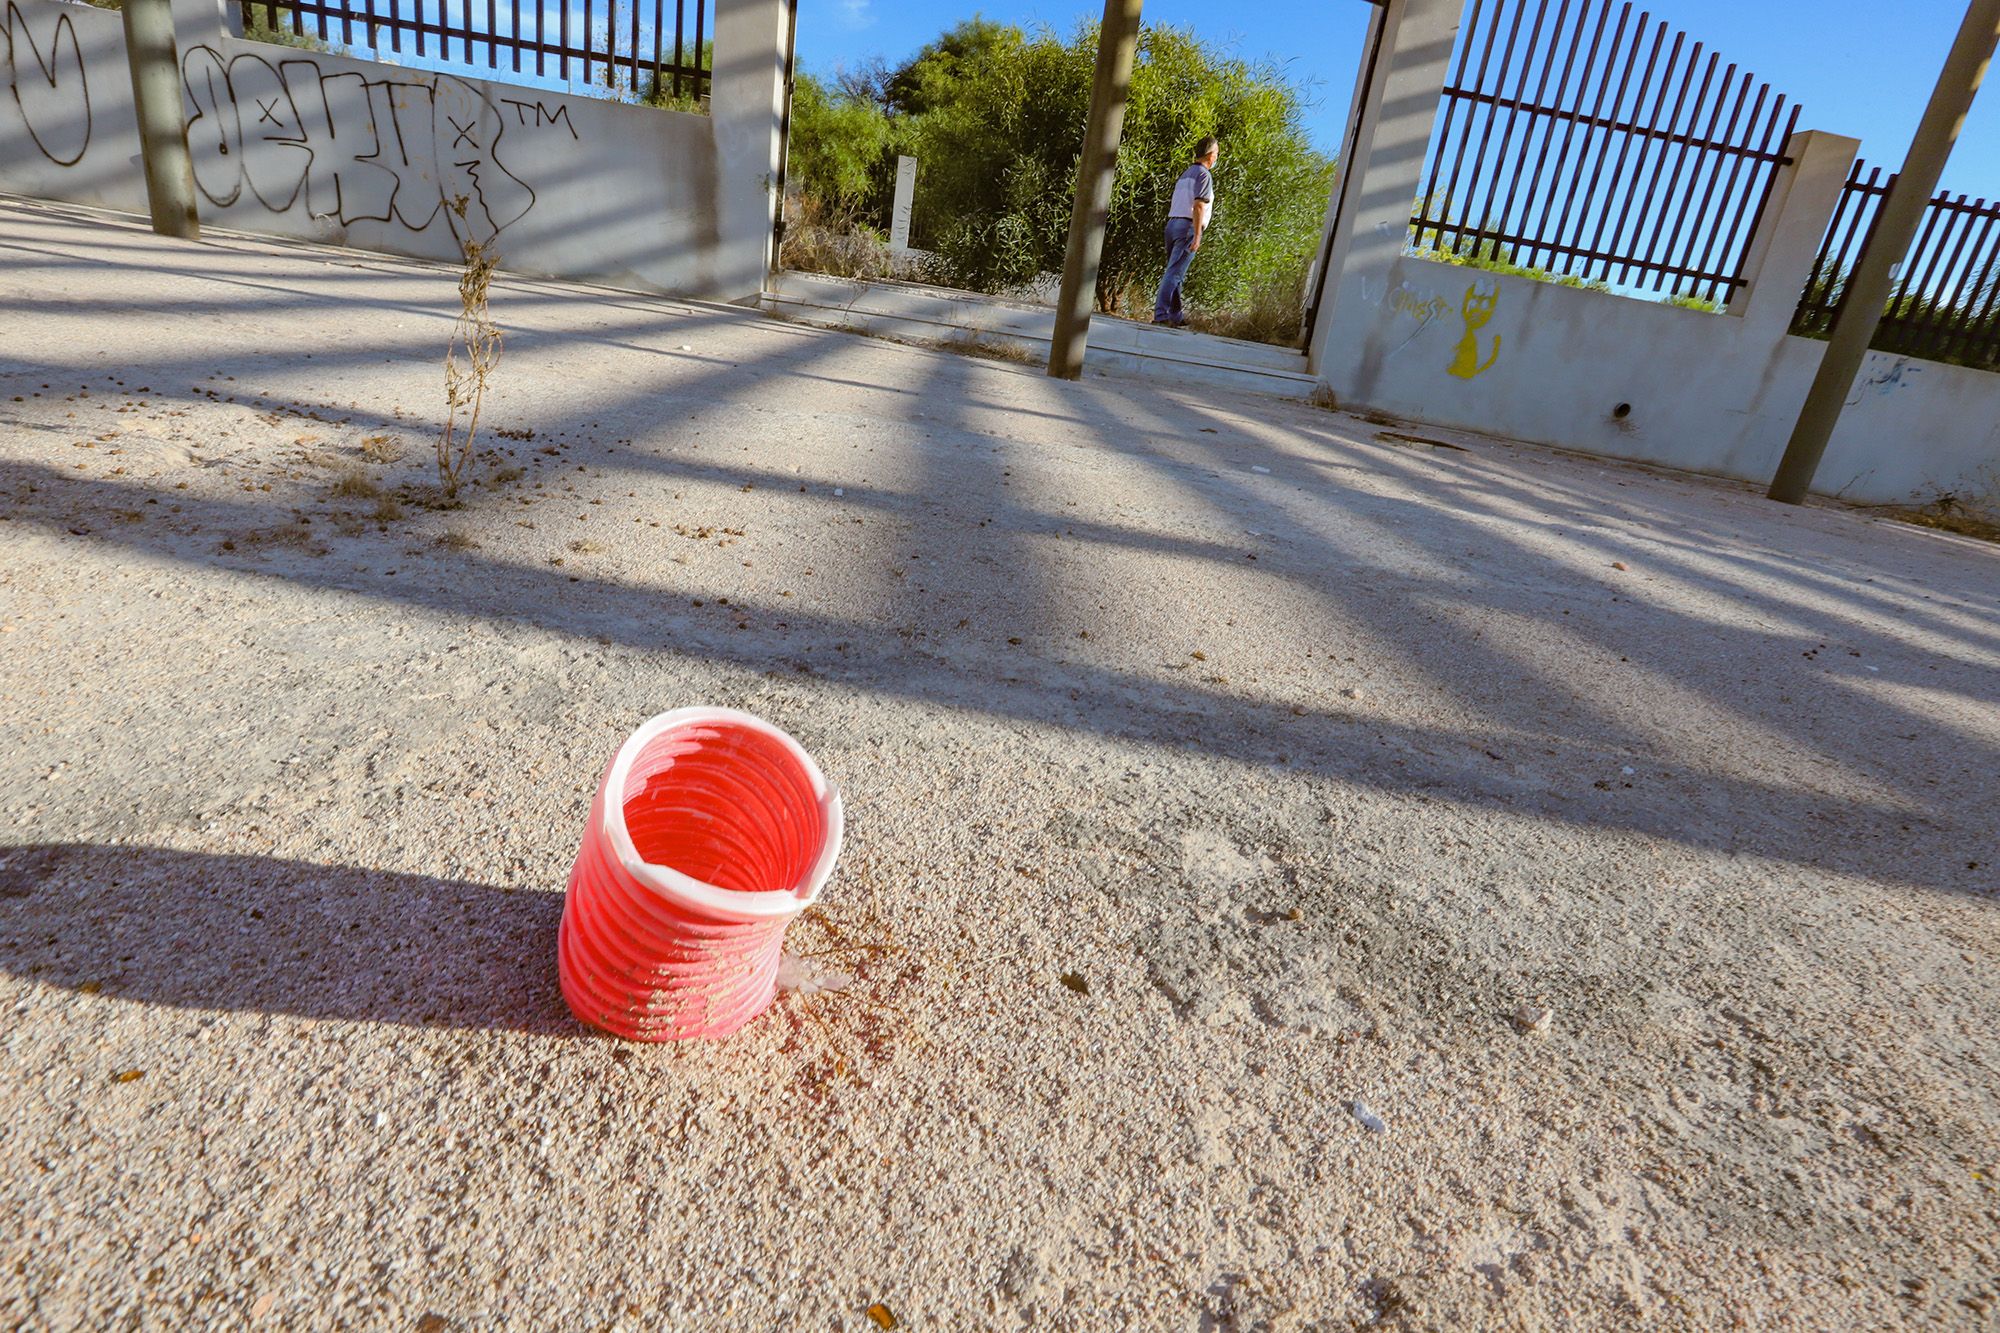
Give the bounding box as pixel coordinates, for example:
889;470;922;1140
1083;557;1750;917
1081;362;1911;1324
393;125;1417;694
557;707;843;1040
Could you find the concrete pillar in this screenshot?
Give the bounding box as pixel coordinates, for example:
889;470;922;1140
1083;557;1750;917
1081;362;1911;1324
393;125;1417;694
1306;0;1462;393
1728;130;1861;339
710;0;791;301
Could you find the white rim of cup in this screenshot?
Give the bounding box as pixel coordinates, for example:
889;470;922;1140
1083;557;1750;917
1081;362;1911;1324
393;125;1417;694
600;706;845;924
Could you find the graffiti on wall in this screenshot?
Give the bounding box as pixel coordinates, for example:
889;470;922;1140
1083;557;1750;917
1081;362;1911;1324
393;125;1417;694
4;0;91;166
182;47;537;243
1446;281;1502;379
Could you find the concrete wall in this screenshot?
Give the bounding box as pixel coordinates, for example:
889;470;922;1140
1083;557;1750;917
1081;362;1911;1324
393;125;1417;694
1310;0;2000;508
0;0;784;300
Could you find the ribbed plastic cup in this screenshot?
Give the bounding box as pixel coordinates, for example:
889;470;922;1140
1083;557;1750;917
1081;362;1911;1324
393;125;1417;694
558;707;843;1041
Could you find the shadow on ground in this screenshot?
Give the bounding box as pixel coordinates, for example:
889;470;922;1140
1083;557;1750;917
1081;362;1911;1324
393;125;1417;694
0;843;579;1036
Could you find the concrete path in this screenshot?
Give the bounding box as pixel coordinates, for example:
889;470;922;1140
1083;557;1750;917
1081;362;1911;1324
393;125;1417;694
2;196;1996;1329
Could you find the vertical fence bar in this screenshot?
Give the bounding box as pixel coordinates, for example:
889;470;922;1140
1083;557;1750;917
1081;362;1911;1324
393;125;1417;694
1472;0;1556;257
1527;0;1612;269
1624;38;1702;286
1580;15;1664;283
672;0;685;99
1645;49;1716;292
1460;0;1538;257
511;0;521;72
628;0;640;92
1688;86;1768;304
1456;0;1528;254
1919;200;1983;359
1955;224;2000;365
1794;158;1863;332
1552;1;1636;277
1889;192;1954;344
559;0;569;80
1511;0;1591;269
1935;205;1999;361
651;0;665;100
414;0;426;56
1494;0;1577;266
1675;64;1747;300
1602;26;1681;283
1728;99;1800;298
1563;7;1648;279
1416;0;1490;248
1436;0;1512;253
691;0;705;100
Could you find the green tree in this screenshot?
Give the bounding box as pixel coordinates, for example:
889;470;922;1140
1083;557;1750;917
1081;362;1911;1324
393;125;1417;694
889;19;1334;318
783;18;1334;335
787;72;896;224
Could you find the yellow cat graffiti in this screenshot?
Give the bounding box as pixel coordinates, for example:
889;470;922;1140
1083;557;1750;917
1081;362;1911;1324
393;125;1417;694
1447;281;1502;379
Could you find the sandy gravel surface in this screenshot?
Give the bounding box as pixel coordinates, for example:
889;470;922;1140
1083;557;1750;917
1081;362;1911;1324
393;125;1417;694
2;197;1997;1330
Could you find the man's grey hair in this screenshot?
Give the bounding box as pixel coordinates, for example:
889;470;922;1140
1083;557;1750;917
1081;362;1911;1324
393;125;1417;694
1195;136;1220;160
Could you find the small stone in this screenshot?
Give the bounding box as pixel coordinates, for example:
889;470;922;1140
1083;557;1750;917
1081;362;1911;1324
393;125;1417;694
1611;560;1628;571
1514;1003;1553;1035
1060;972;1090;996
373;1111;389;1130
866;1303;897;1330
250;1293;275;1319
833;487;844;496
1341;686;1364;700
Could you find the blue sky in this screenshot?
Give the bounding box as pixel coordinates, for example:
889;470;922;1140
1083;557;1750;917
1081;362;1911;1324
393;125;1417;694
800;0;2000;202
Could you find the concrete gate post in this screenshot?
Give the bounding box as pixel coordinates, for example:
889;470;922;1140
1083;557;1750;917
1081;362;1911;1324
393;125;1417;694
710;0;791;301
1728;130;1862;340
1306;0;1462;394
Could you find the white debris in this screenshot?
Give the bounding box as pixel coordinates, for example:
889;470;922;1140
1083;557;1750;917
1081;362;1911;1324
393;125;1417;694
1621;766;1635;775
1352;1099;1387;1133
833;487;845;497
373;1111;389;1131
777;953;853;997
1251;465;1272;474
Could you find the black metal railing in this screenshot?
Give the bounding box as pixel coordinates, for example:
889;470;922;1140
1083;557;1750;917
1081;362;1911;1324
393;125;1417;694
240;0;710;101
1412;0;1800;305
1793;159;2000;372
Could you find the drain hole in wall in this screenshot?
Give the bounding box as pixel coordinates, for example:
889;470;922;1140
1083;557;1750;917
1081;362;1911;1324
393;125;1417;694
1611;402;1632;419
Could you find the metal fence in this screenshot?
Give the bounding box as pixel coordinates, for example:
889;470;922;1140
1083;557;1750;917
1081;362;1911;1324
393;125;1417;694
240;0;711;100
1411;0;1800;305
1792;159;2000;372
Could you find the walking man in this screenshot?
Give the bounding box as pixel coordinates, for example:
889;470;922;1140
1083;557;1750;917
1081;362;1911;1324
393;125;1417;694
1153;136;1218;327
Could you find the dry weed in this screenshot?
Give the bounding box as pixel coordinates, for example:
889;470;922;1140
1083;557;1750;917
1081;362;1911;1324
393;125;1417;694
440;200;502;499
330;469;382;500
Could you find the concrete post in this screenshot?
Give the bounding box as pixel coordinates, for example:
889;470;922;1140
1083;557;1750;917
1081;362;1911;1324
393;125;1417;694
1305;0;1461;392
1047;0;1144;382
889;156;917;254
1769;0;2000;504
1728;130;1861;338
121;0;200;239
710;0;791;301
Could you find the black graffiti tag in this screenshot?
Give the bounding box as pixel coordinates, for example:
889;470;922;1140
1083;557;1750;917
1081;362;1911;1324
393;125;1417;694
180;45;536;244
5;0;92;167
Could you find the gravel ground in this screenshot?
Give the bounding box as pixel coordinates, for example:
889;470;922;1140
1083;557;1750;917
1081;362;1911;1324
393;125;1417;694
2;196;1997;1331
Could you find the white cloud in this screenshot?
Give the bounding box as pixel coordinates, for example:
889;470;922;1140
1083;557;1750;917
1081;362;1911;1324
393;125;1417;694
837;0;876;31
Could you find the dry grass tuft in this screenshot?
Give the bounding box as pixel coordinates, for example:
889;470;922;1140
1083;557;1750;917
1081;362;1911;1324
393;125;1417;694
935;333;1038;365
360;434;404;464
370;497;406;522
1890;502;2000;544
567;538;605;555
437;529;481;551
330;469;383;500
